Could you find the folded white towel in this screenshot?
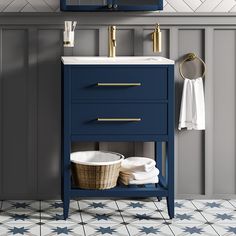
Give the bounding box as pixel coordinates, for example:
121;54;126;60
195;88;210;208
120;167;159;181
119;176;159;185
120;157;156;173
178;77;205;130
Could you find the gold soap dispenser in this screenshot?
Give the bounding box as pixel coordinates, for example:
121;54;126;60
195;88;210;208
152;24;162;53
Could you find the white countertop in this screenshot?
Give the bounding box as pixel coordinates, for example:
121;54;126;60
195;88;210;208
61;56;174;65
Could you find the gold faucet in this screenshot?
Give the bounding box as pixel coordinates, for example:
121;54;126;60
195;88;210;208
108;26;116;57
152;24;162;53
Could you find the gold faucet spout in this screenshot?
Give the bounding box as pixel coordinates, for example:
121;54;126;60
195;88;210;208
109;26;116;57
152;24;162;53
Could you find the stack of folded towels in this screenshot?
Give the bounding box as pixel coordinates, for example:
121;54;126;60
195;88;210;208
119;157;159;185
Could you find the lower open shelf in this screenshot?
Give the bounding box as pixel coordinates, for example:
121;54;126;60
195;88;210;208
70;183;168;198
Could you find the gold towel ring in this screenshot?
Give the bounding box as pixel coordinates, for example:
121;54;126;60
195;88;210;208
179;53;206;80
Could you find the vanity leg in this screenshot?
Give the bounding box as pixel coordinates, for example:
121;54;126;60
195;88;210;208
63;196;70;220
62;140;70;220
157;197;162;202
155;142;163;202
62;148;70;220
167;196;174;219
166;139;174;219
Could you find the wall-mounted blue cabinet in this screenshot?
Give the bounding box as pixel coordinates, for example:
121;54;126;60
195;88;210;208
60;0;163;11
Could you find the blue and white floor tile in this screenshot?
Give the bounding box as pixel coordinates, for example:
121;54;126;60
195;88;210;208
40;200;84;236
168;223;218;236
191;200;236;236
0;201;40;236
229;199;236;208
121;210;164;225
83;223;129;236
79;199;119;212
116;198;157;212
0;200;40;224
0;224;40;236
80;210;123;225
119;199;164;224
127;223;174;236
41;200;82;224
155;199;205;224
41;224;84;236
200;208;236;224
192;200;235;212
210;223;236;235
0;199;236;235
79;199;123;224
173;201;206;225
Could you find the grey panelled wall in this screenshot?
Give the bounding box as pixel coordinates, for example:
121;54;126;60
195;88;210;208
1;29;32;197
0;13;235;199
37;29;62;197
177;29;205;195
213;30;236;195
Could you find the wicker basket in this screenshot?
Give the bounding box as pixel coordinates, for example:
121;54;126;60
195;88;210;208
71;151;124;190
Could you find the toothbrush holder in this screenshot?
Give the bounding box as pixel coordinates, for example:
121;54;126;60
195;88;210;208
63;30;75;47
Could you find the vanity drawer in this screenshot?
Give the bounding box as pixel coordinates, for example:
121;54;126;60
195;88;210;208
71;103;167;135
71;66;167;101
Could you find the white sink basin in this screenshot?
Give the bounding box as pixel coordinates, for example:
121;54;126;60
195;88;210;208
61;56;174;65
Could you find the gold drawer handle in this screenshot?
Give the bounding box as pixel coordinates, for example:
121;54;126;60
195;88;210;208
97;83;141;86
97;118;141;122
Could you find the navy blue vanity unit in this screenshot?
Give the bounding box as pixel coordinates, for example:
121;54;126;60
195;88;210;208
61;56;174;219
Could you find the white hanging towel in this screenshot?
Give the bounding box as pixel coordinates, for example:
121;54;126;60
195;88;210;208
178;77;205;130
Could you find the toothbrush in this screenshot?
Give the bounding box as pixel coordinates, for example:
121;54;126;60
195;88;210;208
68;21;72;32
65;21;70;32
72;21;77;31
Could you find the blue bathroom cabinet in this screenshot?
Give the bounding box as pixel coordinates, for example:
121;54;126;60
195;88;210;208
61;58;174;219
60;0;163;11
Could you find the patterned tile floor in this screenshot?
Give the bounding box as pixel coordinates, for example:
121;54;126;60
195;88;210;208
0;199;235;235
